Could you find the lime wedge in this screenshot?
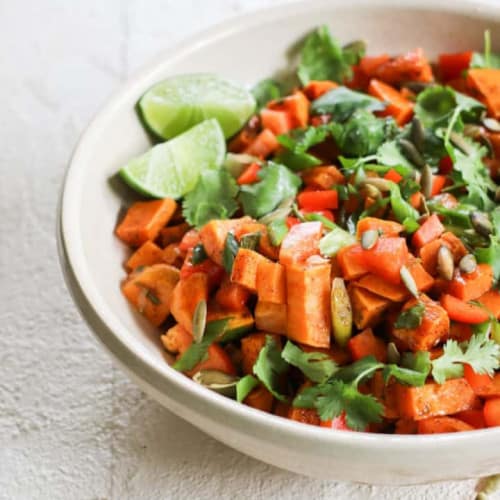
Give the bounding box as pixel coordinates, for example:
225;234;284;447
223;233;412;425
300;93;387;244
138;74;256;139
119;118;225;199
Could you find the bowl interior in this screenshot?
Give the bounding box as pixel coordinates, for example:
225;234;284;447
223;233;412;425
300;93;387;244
66;2;499;371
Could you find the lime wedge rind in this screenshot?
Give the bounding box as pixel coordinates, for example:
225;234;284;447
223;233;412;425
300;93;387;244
138;73;255;139
119;118;226;199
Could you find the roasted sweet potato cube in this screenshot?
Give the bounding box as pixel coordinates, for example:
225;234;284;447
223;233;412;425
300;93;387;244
122;264;180;326
396;378;475;420
348;285;391;330
392;294;449;352
116;198;177;247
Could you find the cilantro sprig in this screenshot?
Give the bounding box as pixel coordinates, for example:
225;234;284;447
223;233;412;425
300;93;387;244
297;26;365;85
293;353;430;430
431;331;500;384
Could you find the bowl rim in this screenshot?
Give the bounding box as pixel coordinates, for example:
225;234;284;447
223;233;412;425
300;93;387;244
59;0;500;451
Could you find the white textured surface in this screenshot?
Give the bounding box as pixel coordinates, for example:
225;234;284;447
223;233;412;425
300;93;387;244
0;1;492;498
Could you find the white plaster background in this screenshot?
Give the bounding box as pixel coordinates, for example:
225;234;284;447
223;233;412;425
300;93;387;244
0;1;495;498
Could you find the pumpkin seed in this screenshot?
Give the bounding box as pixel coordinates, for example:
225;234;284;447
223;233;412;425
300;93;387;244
437;245;454;281
449;131;476;156
192;370;239;397
330;277;353;347
410;117;425;152
387;342;401;365
470;211;493;237
360;229;379;250
420;164;433;199
496;186;500;203
363;177;392;192
482;117;500;133
400;265;419;299
463;124;482;139
192;299;207;343
399;138;425;168
364;183;382;200
459;254;477;274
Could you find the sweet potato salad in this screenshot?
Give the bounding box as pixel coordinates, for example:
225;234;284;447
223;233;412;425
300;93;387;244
115;26;500;433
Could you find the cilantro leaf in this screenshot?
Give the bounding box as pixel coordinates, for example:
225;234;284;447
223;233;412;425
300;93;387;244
331;110;386;157
239;162;301;218
394;303;425;329
236;374;260;402
297;26;363;85
294;379;383;430
273;149;321;171
281;341;338;383
277;125;329;154
333;355;383;385
173;319;229;372
376;140;416;170
431;332;500;384
253;335;289;401
182;170;239;228
311;86;386;121
415;85;484;129
251;79;283;111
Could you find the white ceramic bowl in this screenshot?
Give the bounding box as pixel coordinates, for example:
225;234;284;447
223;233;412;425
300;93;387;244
58;0;500;484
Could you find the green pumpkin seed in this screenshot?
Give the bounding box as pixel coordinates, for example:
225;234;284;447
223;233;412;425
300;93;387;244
364;183;382;200
387;342;401;365
399;138;425;168
192;370;239;397
463;124;482;139
420;164;433;199
331;277;353;347
360;229;379;250
470;211;493;237
400;265;419;299
410;117;425;152
437;245;454;281
363;177;392;192
459;254;477;274
192;300;207;343
482;117;500;133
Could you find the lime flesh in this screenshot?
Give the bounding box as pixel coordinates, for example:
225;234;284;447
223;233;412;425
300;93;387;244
138;73;256;139
119;118;225;199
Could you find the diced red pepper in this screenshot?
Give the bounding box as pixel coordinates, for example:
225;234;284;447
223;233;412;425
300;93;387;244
439;156;454;174
286;216;300;229
438;51;473;81
412;213;445;249
237;162;261;185
297;190;339;211
383;168;403;183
